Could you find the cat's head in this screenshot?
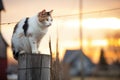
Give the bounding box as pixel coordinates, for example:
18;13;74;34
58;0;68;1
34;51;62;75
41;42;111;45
38;9;53;27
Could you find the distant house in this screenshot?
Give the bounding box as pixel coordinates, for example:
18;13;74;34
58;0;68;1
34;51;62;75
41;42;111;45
63;50;95;76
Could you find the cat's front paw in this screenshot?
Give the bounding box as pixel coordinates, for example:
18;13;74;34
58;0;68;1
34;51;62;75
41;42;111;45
19;51;25;54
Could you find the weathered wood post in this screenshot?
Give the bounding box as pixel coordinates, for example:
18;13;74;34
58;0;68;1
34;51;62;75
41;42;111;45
18;53;51;80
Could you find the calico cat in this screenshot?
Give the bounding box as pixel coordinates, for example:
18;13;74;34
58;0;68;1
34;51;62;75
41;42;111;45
12;9;53;60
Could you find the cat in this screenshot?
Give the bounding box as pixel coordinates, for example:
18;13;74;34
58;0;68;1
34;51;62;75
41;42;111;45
11;9;53;60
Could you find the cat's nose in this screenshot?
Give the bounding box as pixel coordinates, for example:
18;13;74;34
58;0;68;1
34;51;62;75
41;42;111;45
49;23;51;26
47;23;51;27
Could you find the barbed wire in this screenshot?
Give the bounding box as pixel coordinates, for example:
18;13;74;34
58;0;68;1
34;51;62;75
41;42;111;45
1;22;17;25
1;7;120;25
54;7;120;18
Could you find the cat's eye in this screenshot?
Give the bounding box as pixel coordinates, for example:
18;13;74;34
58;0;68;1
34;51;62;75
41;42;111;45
46;19;49;21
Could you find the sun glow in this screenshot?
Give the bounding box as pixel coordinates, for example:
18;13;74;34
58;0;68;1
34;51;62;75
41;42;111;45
91;40;108;46
64;17;120;29
83;17;120;29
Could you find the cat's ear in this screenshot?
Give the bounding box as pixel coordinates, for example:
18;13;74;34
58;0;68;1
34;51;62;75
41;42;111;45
49;10;53;14
41;9;46;15
38;9;46;17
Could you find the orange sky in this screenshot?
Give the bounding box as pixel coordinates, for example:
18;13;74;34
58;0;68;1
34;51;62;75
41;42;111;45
1;0;120;63
1;0;120;23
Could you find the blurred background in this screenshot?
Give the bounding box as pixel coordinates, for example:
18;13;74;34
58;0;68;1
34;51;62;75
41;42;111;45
0;0;120;80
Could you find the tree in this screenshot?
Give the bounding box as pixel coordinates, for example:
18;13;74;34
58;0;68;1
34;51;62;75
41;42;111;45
98;48;108;70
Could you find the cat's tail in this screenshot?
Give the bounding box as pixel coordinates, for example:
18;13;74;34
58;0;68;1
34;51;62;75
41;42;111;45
11;42;19;60
13;50;19;60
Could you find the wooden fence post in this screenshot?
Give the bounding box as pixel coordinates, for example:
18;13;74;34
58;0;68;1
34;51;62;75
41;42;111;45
18;53;51;80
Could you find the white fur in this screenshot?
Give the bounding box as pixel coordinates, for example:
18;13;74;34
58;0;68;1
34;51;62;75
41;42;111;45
12;14;52;54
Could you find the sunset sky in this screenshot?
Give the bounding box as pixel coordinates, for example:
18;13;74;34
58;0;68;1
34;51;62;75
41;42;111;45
1;0;120;23
1;0;120;63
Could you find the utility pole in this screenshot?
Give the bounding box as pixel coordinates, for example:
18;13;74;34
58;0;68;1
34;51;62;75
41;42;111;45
79;0;84;80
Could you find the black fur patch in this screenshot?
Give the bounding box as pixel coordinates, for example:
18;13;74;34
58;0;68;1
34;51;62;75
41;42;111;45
46;12;50;16
13;23;18;33
23;17;29;36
